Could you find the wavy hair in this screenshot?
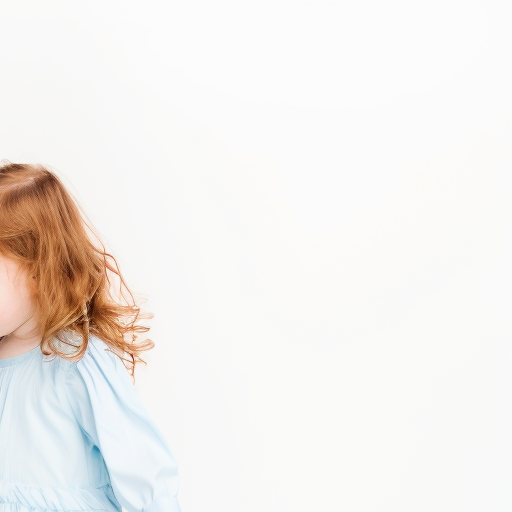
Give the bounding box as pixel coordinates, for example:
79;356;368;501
0;161;154;380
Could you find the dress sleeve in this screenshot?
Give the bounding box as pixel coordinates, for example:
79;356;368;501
64;335;181;512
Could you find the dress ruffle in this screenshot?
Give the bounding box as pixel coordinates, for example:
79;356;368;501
0;481;121;512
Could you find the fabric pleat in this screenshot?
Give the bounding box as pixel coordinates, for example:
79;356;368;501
0;481;120;512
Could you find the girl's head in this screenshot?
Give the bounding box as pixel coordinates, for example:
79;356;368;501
0;161;154;377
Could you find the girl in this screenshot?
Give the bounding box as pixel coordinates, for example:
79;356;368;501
0;162;181;512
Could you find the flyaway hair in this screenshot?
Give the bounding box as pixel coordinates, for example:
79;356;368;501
0;161;154;380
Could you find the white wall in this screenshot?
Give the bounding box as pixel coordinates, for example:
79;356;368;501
0;1;511;511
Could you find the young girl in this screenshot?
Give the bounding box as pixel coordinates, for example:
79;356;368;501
0;162;181;512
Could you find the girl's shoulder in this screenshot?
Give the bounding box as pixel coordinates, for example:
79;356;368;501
51;329;120;371
58;330;130;394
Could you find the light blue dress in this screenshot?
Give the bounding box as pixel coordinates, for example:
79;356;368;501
0;330;181;512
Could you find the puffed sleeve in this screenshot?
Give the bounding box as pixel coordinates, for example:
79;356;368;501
64;334;181;512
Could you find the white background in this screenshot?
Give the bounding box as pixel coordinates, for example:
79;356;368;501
0;1;511;511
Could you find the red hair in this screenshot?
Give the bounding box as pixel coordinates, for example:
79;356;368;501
0;161;154;380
